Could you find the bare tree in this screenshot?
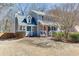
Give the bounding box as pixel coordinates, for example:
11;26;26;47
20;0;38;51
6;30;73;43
17;3;47;15
48;3;79;41
16;4;28;15
60;4;78;40
0;3;14;32
4;19;11;32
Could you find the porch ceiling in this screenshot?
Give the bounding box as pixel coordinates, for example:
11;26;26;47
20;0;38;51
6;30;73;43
39;20;58;26
19;23;36;26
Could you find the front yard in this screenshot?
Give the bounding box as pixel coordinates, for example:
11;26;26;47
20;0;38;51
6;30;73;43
0;37;79;56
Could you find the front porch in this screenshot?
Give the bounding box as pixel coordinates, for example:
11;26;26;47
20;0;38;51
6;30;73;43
18;23;37;37
37;21;60;37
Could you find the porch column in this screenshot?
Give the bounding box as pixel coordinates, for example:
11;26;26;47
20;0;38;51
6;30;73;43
37;22;40;36
44;25;48;36
31;26;33;36
49;25;52;37
25;25;27;36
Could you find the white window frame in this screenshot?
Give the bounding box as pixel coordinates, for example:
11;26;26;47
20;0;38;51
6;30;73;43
19;25;25;31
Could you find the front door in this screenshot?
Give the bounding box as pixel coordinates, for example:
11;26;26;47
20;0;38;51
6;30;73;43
25;26;37;37
25;26;31;36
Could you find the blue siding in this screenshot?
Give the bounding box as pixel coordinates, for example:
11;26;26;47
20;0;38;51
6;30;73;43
22;17;37;25
31;17;37;25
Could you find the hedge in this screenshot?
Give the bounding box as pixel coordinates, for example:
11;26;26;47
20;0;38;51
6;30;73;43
52;32;79;42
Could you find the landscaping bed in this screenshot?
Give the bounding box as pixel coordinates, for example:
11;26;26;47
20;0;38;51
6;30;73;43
0;32;25;39
52;32;79;43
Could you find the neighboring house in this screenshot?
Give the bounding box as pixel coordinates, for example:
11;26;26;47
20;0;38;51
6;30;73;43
0;10;61;37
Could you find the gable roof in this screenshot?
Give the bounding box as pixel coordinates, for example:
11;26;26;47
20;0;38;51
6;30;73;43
31;10;46;16
15;13;26;23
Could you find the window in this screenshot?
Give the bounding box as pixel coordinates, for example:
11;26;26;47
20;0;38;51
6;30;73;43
52;26;57;31
20;26;22;30
42;16;43;20
19;26;25;30
27;26;31;31
23;26;25;30
48;26;57;31
27;15;32;24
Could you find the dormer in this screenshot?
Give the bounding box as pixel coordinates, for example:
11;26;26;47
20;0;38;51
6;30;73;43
27;15;32;24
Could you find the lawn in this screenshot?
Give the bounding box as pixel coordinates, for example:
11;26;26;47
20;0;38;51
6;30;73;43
0;37;79;56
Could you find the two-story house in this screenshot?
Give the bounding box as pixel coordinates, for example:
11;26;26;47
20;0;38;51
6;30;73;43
15;10;61;36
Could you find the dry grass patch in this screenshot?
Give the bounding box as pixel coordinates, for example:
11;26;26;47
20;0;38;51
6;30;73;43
0;37;79;55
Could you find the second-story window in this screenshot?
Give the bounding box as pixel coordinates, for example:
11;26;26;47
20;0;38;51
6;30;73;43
27;15;32;24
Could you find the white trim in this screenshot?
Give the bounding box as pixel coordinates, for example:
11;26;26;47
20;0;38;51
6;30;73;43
19;23;36;26
18;24;37;36
27;15;32;24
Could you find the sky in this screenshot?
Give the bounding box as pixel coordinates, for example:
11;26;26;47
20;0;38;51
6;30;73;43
15;3;58;12
0;3;59;21
13;3;60;16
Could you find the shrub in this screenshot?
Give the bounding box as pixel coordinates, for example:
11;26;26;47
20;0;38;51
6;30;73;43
15;32;25;38
70;32;79;42
52;32;64;41
52;32;79;43
52;32;64;37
